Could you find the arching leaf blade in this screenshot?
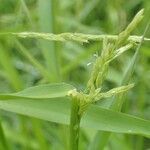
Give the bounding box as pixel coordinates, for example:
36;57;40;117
0;99;149;137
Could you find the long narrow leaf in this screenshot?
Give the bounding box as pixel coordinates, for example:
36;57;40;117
0;83;74;99
0;99;149;137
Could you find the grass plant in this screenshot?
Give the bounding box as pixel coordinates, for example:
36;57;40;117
0;1;150;150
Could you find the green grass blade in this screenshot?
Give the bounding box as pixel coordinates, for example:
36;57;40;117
78;0;99;21
88;132;110;150
37;0;59;82
20;0;33;26
0;45;23;91
14;39;51;81
0;83;75;99
4;122;39;149
31;118;48;150
0;122;9;150
0;99;149;137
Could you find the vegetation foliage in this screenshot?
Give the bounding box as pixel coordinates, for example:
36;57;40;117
0;0;150;150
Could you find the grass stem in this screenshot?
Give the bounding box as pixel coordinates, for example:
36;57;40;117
70;97;81;150
0;122;8;150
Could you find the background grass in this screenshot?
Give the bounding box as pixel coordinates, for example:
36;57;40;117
0;0;149;149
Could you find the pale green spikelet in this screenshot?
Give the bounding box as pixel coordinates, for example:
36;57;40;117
115;9;144;48
93;84;134;101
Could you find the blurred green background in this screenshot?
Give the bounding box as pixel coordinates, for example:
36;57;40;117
0;0;150;149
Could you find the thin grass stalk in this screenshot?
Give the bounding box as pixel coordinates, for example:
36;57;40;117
70;97;81;150
0;44;23;91
0;121;8;150
14;39;51;81
31;118;48;150
4;32;149;43
20;0;33;26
